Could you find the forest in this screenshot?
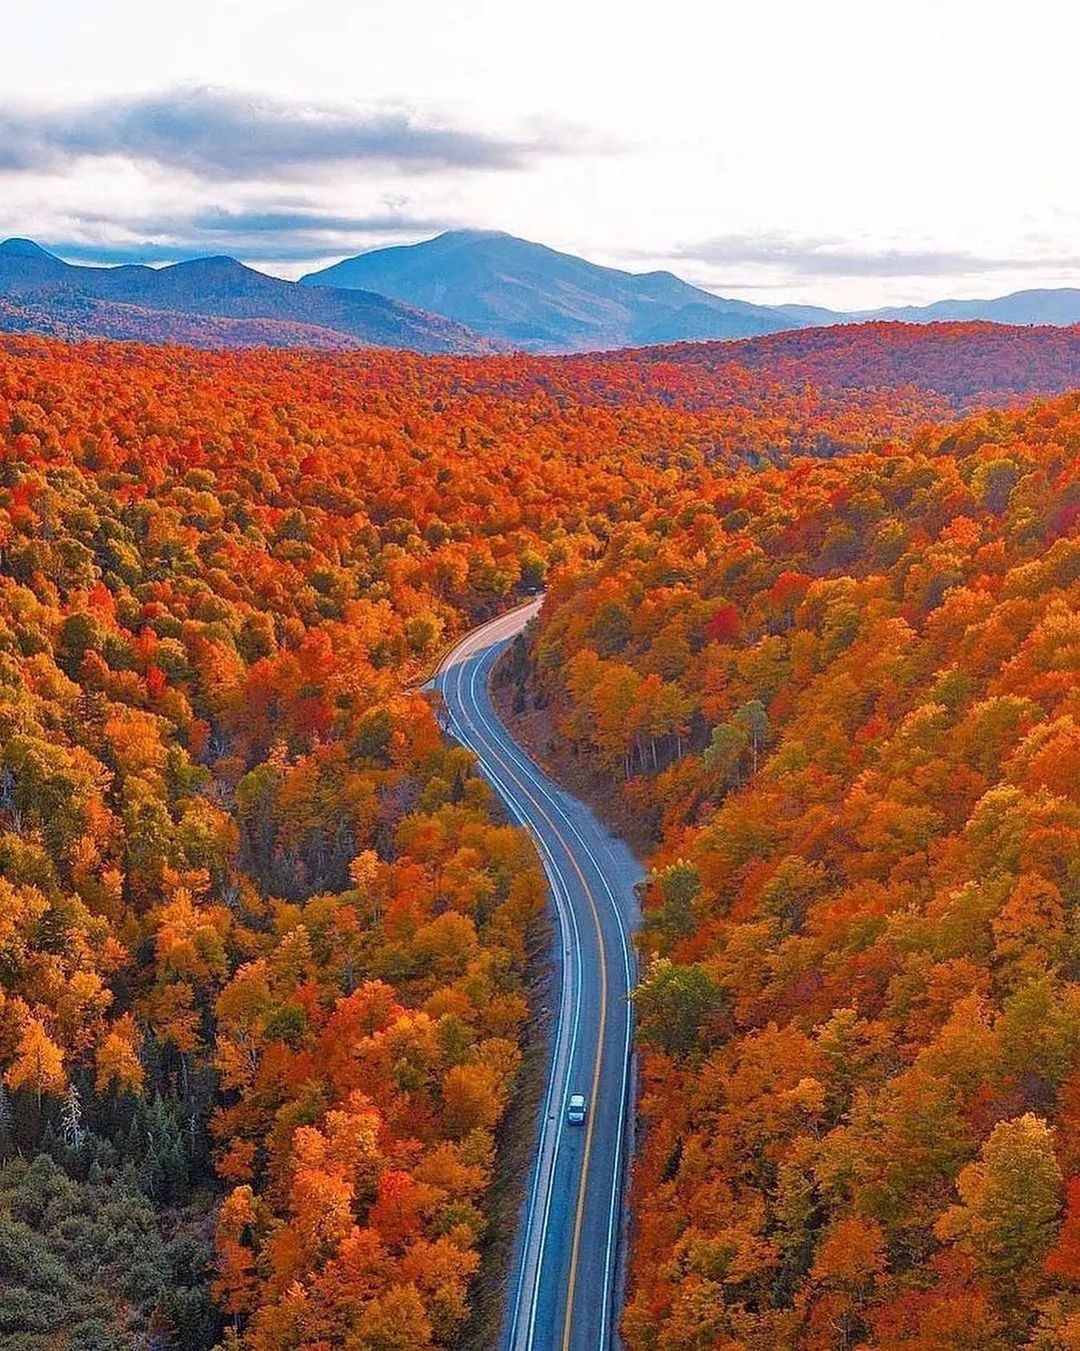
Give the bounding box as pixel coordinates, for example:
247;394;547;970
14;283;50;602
0;321;1077;1348
517;392;1080;1347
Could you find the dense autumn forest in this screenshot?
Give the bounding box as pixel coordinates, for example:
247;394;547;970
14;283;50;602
0;322;1077;1348
517;393;1080;1347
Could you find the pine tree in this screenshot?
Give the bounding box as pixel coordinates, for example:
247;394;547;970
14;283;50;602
163;1132;189;1203
40;1120;61;1161
123;1113;144;1163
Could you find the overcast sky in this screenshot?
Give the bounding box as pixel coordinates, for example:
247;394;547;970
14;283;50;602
3;0;1079;308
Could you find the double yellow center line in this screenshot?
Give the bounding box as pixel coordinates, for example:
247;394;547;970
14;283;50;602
447;624;608;1349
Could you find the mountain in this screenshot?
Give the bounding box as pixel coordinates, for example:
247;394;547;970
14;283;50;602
863;288;1080;326
0;237;58;262
8;232;1080;357
0;239;494;353
300;229;835;351
303;231;1080;349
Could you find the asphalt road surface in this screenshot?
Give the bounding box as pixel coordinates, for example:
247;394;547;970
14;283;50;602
431;600;642;1351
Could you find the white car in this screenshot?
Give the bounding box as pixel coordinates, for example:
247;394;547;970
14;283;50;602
567;1093;586;1125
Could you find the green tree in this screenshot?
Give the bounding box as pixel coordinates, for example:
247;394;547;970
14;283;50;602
633;959;721;1059
646;861;700;941
937;1113;1063;1289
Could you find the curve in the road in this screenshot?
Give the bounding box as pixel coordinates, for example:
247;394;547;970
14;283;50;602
431;601;641;1351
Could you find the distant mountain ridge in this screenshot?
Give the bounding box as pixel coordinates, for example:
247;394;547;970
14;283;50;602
3;230;1080;354
862;288;1080;326
300;229;827;351
0;238;494;353
302;230;1080;350
0;290;377;350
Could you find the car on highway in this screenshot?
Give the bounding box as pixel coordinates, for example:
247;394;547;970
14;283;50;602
567;1093;586;1125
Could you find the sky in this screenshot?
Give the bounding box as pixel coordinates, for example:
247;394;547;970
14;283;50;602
3;0;1080;309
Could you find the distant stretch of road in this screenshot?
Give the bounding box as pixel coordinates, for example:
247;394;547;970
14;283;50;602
431;600;642;1351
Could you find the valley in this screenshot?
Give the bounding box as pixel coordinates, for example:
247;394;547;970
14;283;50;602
0;322;1076;1349
434;603;640;1351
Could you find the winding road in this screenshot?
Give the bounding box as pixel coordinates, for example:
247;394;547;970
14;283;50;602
431;600;642;1351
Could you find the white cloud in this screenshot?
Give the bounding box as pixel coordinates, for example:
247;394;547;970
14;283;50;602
0;86;563;178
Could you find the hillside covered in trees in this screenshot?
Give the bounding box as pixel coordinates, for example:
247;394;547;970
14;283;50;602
0;321;1077;1347
519;393;1080;1347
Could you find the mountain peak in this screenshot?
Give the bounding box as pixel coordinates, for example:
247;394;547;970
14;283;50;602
300;230;798;351
398;228;520;257
165;254;250;275
0;237;61;261
437;228;513;242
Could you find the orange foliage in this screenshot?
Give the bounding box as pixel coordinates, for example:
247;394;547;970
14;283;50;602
1;323;1079;1344
525;389;1080;1346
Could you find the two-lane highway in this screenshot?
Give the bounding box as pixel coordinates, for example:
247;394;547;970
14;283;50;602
431;601;642;1351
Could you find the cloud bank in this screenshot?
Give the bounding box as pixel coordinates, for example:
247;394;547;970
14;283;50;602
676;232;1080;280
0;85;559;180
45;205;453;264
